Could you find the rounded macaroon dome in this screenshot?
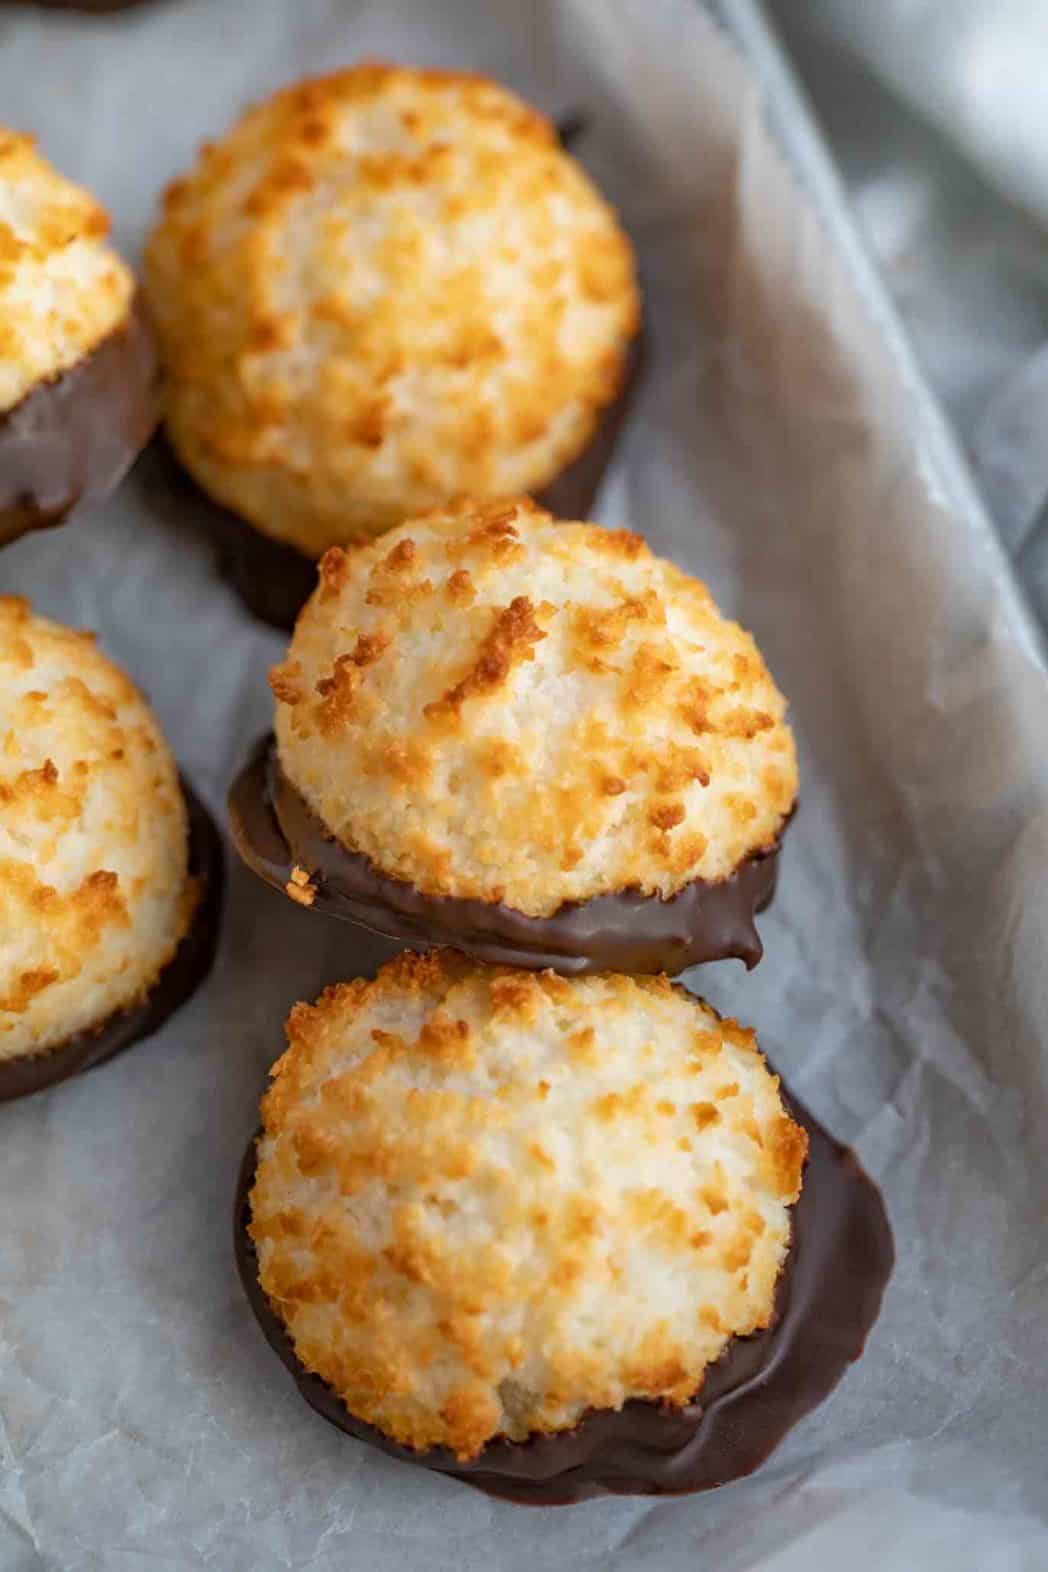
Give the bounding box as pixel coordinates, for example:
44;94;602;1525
270;497;797;919
0;131;134;415
248;949;808;1462
0;598;196;1063
144;62;640;558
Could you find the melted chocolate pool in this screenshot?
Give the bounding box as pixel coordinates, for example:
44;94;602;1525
151;330;644;633
228;734;786;976
234;1095;892;1504
0;301;157;548
0;779;224;1104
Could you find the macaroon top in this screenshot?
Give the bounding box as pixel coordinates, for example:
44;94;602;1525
271;498;797;918
144;62;640;556
0;598;195;1061
249;949;808;1462
0;132;135;415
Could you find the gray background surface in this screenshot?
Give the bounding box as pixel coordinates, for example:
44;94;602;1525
768;0;1048;637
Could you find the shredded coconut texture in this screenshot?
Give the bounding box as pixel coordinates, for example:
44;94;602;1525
0;131;134;414
0;598;195;1061
250;951;808;1461
272;498;797;916
145;63;640;555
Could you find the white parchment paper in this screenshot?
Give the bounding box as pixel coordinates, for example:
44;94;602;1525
1;1;1047;1567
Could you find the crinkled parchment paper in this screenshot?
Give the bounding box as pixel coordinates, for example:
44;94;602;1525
1;1;1046;1567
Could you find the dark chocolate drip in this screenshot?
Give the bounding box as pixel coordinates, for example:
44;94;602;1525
0;299;158;548
233;1093;893;1504
140;439;319;632
536;322;643;525
148;331;644;633
227;734;786;976
0;778;224;1105
554;113;590;151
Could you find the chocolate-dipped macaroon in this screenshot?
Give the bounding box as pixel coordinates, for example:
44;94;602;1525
144;63;641;629
0;598;222;1102
236;950;892;1504
0;133;156;548
230;498;797;975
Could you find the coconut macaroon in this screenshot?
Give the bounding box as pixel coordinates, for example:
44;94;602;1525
144;64;640;576
0;133;132;414
243;951;808;1474
0;132;156;547
0;598;220;1097
231;498;796;974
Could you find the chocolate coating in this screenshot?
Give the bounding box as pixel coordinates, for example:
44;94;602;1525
0;300;157;548
153;331;644;633
553;113;590;151
228;734;785;976
0;778;224;1104
234;1092;893;1504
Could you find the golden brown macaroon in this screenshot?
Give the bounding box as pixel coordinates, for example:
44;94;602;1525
260;499;796;957
247;950;808;1463
0;132;156;545
0;598;198;1068
144;63;640;559
0;132;133;413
